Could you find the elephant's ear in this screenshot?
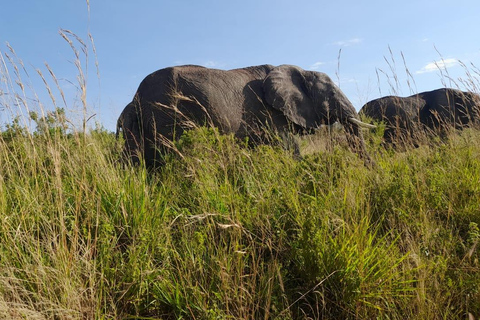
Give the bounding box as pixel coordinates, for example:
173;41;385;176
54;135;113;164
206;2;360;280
263;65;320;128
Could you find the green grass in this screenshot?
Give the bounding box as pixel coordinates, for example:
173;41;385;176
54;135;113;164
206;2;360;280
0;125;479;319
1;36;479;319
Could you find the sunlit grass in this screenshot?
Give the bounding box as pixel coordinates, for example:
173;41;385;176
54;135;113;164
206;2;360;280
1;123;479;319
0;37;479;319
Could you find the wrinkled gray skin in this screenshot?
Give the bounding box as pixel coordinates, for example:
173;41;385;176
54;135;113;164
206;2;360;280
420;88;480;130
361;88;480;147
117;64;373;167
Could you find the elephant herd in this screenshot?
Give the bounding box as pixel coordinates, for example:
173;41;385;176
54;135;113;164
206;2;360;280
117;64;480;167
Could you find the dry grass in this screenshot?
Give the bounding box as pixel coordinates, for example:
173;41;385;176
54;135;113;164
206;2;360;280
0;35;479;319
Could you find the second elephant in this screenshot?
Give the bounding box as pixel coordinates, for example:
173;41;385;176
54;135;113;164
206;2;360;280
360;88;480;147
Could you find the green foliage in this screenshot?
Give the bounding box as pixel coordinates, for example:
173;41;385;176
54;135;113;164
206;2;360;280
29;107;69;137
1;123;480;319
1;116;27;141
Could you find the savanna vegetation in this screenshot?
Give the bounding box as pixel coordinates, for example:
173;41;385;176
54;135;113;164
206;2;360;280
0;35;479;319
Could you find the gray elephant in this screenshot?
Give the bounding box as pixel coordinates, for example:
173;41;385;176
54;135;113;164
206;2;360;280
117;64;375;167
420;88;480;130
360;94;425;147
361;88;480;147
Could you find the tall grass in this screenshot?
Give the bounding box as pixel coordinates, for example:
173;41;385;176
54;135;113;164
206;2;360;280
1;39;479;319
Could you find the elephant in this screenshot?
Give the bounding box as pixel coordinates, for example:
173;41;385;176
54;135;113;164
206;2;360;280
420;88;480;131
117;64;375;167
360;88;480;147
360;94;425;147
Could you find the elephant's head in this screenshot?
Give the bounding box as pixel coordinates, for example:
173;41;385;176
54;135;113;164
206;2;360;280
263;65;358;128
263;65;373;160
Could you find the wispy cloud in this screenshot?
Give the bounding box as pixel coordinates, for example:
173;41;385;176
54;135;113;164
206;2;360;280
333;38;363;47
333;78;357;87
204;61;218;67
416;58;459;74
310;61;326;70
203;60;227;68
340;78;357;84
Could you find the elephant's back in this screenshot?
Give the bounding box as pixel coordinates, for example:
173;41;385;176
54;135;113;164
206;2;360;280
135;65;274;134
228;64;275;79
173;65;275;131
135;64;274;98
135;66;187;102
360;96;397;120
420;88;480;127
361;95;423;120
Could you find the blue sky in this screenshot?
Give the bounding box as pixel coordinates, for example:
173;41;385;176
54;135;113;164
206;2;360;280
1;0;480;131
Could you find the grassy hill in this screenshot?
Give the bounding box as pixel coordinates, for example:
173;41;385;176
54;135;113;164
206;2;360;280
0;123;479;319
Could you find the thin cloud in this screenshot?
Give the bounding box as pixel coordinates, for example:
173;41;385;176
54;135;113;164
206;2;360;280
310;61;326;70
333;38;363;47
416;58;459;74
333;78;357;87
203;60;227;68
340;78;357;84
204;61;218;67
